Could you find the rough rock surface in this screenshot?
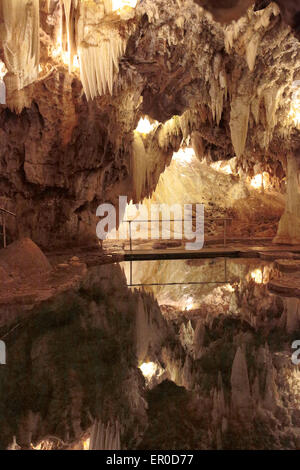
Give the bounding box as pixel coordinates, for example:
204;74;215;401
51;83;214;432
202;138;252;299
0;238;51;281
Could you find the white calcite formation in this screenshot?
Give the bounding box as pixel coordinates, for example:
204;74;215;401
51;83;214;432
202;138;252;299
1;0;40;111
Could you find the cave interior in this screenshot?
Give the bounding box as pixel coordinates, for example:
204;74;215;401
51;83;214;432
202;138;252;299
0;0;300;451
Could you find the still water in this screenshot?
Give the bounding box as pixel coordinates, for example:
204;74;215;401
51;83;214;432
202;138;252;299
0;258;299;450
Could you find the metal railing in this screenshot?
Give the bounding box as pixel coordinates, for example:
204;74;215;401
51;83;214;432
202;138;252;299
122;217;233;251
0;208;16;248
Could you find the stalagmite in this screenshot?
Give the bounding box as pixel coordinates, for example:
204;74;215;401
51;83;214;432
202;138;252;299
230;347;253;419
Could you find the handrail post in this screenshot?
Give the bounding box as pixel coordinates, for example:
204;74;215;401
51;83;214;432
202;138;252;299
129;220;132;252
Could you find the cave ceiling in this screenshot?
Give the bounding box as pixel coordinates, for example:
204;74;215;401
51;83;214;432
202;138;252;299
1;1;298;162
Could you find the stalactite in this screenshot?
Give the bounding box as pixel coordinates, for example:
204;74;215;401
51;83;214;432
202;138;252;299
2;0;40;90
230;95;250;158
78;30;126;99
246;32;260;71
75;0;131;99
210;79;225;125
132;132;148;201
157;117;182;151
131;117;183;202
263;86;283;130
251;94;261;125
61;0;79;72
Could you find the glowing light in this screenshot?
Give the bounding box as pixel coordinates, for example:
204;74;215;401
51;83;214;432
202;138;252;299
51;36;68;65
112;0;137;12
224;284;235;293
289;105;300;126
83;438;90;450
172;147;195;165
135;117;157;134
139;362;157;380
289;84;300;127
251;268;263;284
185;296;194;311
50;34;80;70
250;172;269;190
31;442;43;450
251;173;263;189
211;161;233;175
73;55;80;69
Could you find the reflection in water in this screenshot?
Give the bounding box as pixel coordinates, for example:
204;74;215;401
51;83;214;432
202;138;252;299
120;258;272;312
0;259;300;450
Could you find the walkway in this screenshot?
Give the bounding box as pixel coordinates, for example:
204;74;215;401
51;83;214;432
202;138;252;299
121;243;300;261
